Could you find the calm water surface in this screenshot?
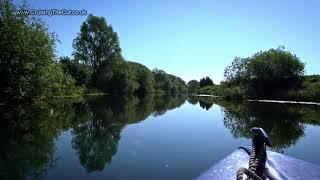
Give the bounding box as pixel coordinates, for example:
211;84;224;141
1;95;320;179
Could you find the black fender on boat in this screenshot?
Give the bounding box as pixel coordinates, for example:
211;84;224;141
197;148;320;180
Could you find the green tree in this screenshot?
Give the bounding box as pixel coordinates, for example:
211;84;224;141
199;76;214;87
187;80;200;94
288;75;320;102
0;0;51;101
168;74;187;94
59;56;92;87
224;47;305;98
153;69;171;93
224;57;249;86
127;61;155;94
73;14;122;73
41;63;81;97
95;61;139;93
152;69;187;94
0;0;79;102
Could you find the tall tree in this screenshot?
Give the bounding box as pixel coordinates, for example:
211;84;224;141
73;14;122;73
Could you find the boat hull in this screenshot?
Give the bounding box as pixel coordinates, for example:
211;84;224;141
197;148;320;180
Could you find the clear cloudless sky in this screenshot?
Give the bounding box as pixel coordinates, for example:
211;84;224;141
18;0;320;83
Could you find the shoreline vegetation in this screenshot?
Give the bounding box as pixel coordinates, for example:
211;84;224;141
1;1;320;105
190;50;320;103
194;94;320;106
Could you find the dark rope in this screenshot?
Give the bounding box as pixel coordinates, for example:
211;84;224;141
236;167;262;180
236;138;267;180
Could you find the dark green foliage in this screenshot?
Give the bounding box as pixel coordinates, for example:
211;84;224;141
222;86;245;100
187;80;200;94
199;76;214;87
94;60;138;93
188;47;314;102
288;75;320;102
152;69;187;94
168;74;187;94
0;0;80;102
198;47;317;102
59;56;92;87
127;61;155;94
224;57;249;86
94;60;156;94
247;47;304;98
41;63;83;97
73;14;122;72
153;69;172;93
224;47;306;99
0;0;52;100
198;84;224;96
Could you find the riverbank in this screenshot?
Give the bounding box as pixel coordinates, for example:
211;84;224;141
247;99;320;106
197;75;320;103
195;94;320;106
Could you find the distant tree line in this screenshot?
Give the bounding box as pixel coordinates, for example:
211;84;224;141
187;76;214;94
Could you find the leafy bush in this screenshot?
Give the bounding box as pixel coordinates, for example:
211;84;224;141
288;75;320;102
223;86;245;100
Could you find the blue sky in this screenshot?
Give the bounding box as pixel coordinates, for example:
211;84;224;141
22;0;320;83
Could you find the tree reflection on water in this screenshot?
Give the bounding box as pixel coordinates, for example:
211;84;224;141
188;96;320;150
0;94;186;179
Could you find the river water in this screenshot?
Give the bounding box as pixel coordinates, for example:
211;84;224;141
1;95;319;179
